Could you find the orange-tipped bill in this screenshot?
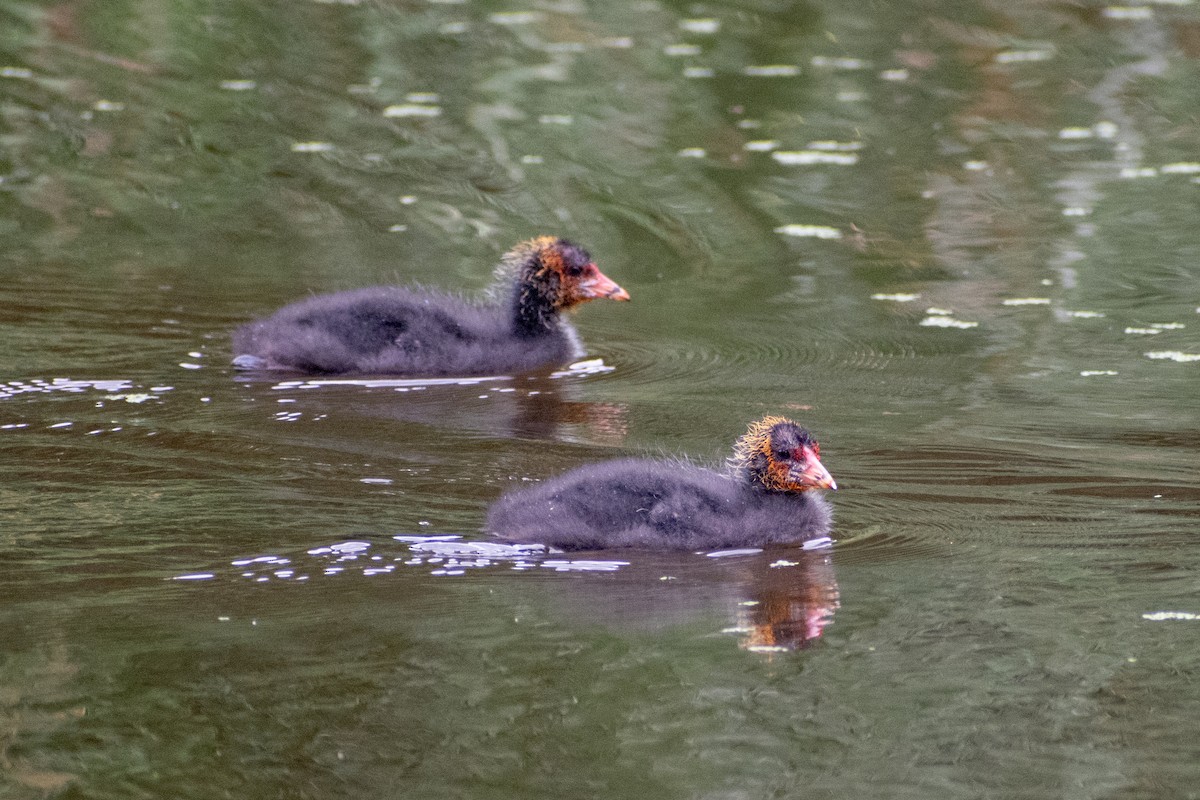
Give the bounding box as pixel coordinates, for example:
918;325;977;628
578;265;631;302
789;446;837;491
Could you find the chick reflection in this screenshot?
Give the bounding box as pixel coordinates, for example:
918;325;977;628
727;546;840;652
232;366;629;445
531;545;840;652
401;539;841;651
210;535;840;651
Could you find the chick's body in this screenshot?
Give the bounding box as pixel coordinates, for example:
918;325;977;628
232;237;627;375
487;417;836;551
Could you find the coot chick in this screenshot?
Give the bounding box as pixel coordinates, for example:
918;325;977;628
232;236;629;375
486;416;837;551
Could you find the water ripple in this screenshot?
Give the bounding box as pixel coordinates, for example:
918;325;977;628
605;327;947;393
840;444;1197;552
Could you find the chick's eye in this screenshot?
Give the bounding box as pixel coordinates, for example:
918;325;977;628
774;449;791;462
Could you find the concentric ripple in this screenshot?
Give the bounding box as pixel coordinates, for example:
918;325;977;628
602;322;964;399
835;442;1192;553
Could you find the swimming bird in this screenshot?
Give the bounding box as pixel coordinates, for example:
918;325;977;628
486;416;836;551
232;236;628;375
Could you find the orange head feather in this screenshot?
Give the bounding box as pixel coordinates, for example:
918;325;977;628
729;416;835;493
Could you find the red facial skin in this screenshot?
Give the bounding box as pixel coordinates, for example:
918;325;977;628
523;237;630;309
733;417;837;494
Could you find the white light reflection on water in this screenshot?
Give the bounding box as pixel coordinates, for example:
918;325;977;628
262;358;613;394
1145;351;1200;362
772;150;859;166
173;536;838;584
0;377;140;400
920;315;979;329
382;104;442;118
742;64;801;77
171;536;634;583
872;292;921;302
679;18;720;34
774;224;842;239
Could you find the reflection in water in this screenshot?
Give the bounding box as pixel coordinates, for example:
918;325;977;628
729;546;840;652
181;535;840;652
544;544;841;652
0;377;142;401
232;359;630;444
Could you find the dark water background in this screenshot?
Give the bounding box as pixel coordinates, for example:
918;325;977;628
2;0;1199;797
